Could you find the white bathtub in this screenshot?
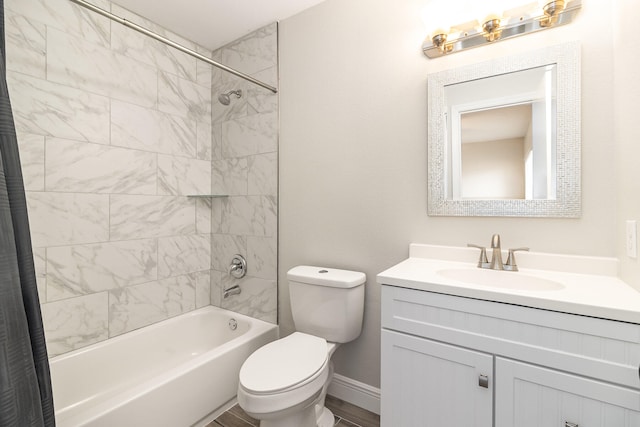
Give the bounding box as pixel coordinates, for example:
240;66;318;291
50;306;278;427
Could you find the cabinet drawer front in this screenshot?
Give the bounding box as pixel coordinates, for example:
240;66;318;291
496;357;640;427
382;285;640;390
381;330;493;427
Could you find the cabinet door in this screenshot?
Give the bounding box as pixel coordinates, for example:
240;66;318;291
381;329;493;427
496;357;640;427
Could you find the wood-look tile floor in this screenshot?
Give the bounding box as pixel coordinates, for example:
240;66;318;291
208;395;380;427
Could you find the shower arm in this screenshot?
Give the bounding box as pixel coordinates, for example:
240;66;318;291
67;0;278;94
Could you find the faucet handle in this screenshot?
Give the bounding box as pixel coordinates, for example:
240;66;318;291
504;247;530;271
467;243;490;268
229;254;247;279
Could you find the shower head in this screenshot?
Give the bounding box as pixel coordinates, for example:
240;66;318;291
218;89;242;105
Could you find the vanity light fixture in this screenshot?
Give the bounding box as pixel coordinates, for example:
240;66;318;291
432;33;453;54
421;0;459;54
478;0;509;43
422;0;581;58
481;17;503;42
539;0;566;27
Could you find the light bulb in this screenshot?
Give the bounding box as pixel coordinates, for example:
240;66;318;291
421;0;453;39
478;0;524;25
538;0;566;26
478;0;503;25
538;0;550;7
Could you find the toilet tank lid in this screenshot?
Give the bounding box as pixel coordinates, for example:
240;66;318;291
287;266;366;288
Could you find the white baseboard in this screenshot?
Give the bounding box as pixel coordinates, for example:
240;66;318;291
327;373;381;415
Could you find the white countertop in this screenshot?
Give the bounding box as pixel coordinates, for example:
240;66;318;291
377;244;640;324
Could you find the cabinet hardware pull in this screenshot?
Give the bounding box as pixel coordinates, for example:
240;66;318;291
565;422;578;427
478;374;489;388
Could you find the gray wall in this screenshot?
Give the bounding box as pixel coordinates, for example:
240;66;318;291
279;0;627;389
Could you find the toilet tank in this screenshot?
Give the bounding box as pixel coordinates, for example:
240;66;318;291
287;266;365;343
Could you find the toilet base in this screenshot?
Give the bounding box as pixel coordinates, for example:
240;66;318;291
258;403;316;427
316;406;335;427
258;405;334;427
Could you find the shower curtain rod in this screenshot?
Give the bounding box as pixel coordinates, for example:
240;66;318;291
67;0;278;94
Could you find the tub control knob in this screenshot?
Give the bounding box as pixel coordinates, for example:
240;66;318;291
229;254;247;279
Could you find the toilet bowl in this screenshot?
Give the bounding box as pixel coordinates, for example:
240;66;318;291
237;266;366;427
238;333;338;427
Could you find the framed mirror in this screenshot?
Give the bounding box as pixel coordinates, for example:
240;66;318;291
427;42;581;217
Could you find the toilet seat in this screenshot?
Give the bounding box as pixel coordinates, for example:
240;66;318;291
239;332;329;395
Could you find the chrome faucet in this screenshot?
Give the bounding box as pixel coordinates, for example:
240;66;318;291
468;234;529;271
223;284;241;299
489;234;503;270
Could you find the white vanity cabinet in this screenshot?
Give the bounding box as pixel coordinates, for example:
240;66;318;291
381;329;493;426
496;358;640;427
380;285;640;427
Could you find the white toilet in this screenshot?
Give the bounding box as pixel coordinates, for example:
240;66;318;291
237;265;366;427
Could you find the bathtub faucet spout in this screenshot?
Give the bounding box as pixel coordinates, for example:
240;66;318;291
223;284;241;299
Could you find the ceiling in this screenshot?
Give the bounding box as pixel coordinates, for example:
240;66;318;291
112;0;328;50
461;104;533;144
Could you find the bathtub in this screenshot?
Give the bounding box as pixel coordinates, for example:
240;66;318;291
50;306;278;427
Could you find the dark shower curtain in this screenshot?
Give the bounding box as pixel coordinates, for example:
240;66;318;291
0;1;55;426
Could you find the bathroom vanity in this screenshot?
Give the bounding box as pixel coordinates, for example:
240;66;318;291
378;244;640;427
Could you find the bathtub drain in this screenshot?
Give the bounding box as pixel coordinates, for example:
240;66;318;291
228;318;238;330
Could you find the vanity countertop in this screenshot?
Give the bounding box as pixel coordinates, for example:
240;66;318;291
378;244;640;324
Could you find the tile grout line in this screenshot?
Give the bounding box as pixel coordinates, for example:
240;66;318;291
231;411;258;427
227;410;255;427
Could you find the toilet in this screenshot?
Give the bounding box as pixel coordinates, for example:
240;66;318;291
237;266;366;427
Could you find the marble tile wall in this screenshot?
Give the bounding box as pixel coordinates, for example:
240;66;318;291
5;0;217;357
210;24;279;324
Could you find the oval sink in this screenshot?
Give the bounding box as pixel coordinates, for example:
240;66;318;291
437;268;564;291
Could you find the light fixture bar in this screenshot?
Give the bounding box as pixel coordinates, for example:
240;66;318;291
422;0;581;59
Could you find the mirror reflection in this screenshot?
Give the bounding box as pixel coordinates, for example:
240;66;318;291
427;42;581;217
445;65;557;201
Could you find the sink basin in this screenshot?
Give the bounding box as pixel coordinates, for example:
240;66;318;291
437;268;565;291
